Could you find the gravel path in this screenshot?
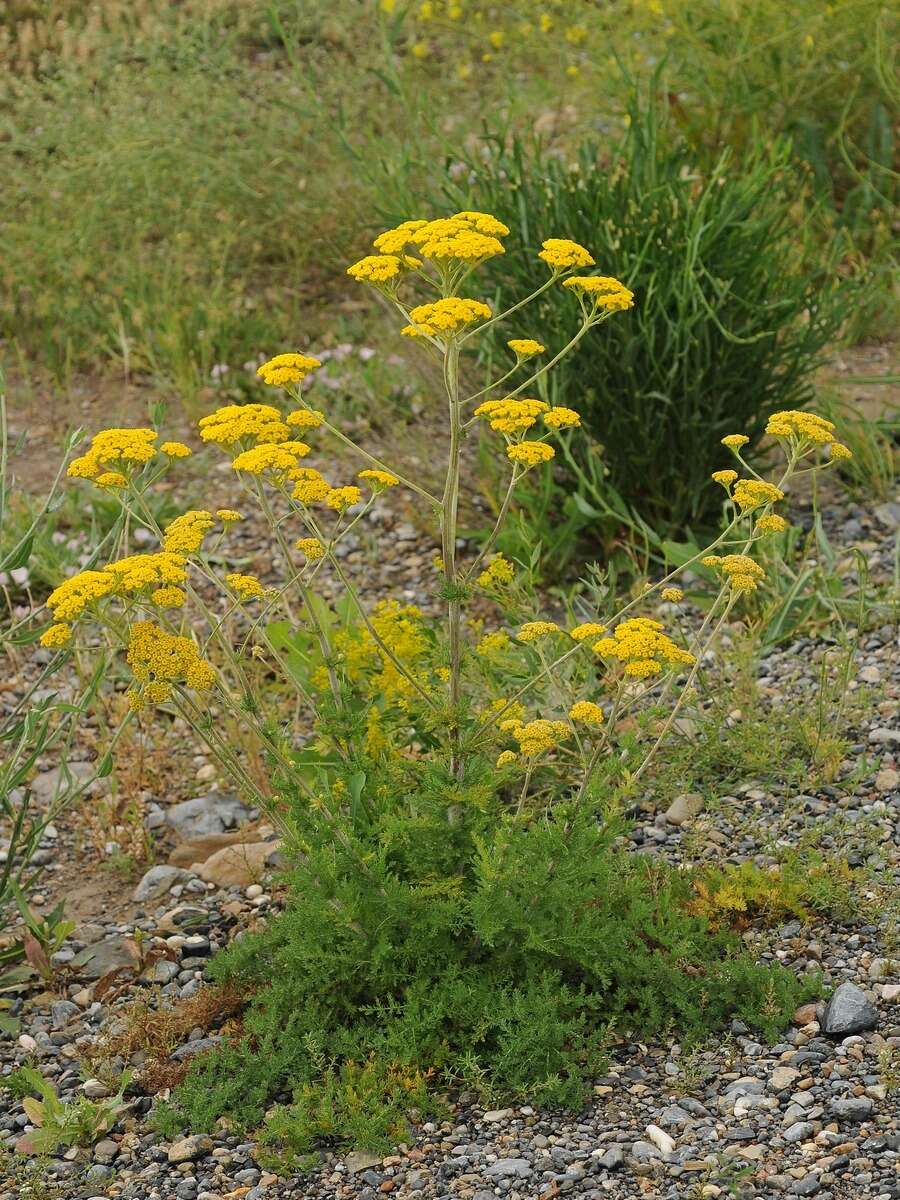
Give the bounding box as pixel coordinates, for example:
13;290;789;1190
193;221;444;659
1;481;897;1200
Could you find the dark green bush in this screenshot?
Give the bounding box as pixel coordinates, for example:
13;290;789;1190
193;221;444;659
159;757;814;1156
437;100;846;544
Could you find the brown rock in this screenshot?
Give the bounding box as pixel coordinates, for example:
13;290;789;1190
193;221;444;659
169;825;275;868
195;841;282;888
793;1002;819;1026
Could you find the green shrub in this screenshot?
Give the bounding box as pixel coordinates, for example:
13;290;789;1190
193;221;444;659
436;100;845;544
158;761;814;1154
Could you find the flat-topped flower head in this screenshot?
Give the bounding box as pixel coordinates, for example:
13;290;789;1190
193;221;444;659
570;622;607;641
569;700;604;724
661;587;684;603
47;571;117;621
257;353;321;388
40;623;72;648
103;551;188;594
765;409;835;443
562;275;634;310
231;442;310;476
509;718;571;757
731;479;784;512
755;514;788;535
225;573;264;601
721;434;749;451
401;297;491;338
507;441;555;468
358;469;399;489
291;471;332;504
347;254;420;285
539;239;595;269
476;630;511;658
160;441;192;458
68;427;159;481
711;469;737;488
829;442;853;460
703;554;766;592
199;403;289;448
507;338;545;358
516;620;560;642
95;471;127;489
372;219;429;255
151;586;186;608
163;510;216;554
543;406;581;430
475;397;549;434
126;620;215;709
326;485;362;513
286;409;325;430
593;616;694;675
413;224;504;263
216;509;243;522
295;537;325;560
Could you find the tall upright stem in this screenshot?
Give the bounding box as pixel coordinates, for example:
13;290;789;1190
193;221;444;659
442;342;464;777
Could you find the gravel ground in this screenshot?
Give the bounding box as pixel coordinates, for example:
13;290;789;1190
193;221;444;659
1;478;897;1200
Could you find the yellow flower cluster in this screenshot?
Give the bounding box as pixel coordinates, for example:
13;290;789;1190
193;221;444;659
67;427;159;481
332;600;428;705
232;441;311;476
755;514;788;535
295;537;326;560
570;622;607;641
508;338;545;358
721;434;749;450
563;275;634;311
569;700;604;724
126;620;215;710
475;630;510;658
47;552;188;622
151;586;186;607
543;407;581;430
163;510;216;554
661;587;684;603
287;409;325;430
732;479;784;512
702;554;766;592
475;397;549;434
711;469;738;488
217;509;243;522
401;298;492;338
371;212;509;267
538;238;595;269
225;573;264;600
517;620;560;642
359;469;400;489
257;353;321;388
829;442;853;460
346;254;420;284
326;486;362;513
507;441;555;467
765;409;834;443
594;617;694;678
39;622;73;648
291;468;332;505
46;571;117;621
502;717;570;757
477;554;514;588
199;404;289;448
161;441;192;458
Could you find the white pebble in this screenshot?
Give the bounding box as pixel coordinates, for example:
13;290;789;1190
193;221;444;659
245;884;264;899
645;1124;676;1155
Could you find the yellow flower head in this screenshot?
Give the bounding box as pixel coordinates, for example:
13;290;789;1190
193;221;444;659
163;510;216;554
517;620;560;643
496;750;517;768
661;587;684;602
704;554;766;592
507;441;555;468
151;586;186;608
358;469;400;489
403;212;509;264
510;718;571;757
829;442;853;460
721;434;749;450
257;353;321;388
476;630;511;658
475;397;549;434
755;514;788;535
126;620;215;706
287;409;325;430
232;442;310;477
477;553;514;588
569;700;604;724
95;471;128;489
326;486;363;513
372;219;429;255
68;427;159;480
732;479;784;512
711;469;737;488
507;338;545;358
402;297;491;338
46;571;117;621
765;410;835;444
40;623;72;648
103;552;188;595
570;622;607;641
216;509;243;522
199;403;289;448
347;254;420;285
160;441;192;458
539;239;595;269
295;537;326;560
594;616;694;672
225;573;264;600
543;406;581;430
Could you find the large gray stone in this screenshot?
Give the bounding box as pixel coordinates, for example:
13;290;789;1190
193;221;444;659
484;1159;532;1179
821;982;878;1036
133;864;196;902
165;793;251;839
70;935;139;980
830;1097;874;1121
663;792;704;826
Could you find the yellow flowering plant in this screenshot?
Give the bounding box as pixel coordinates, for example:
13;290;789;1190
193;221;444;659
33;214;840;1143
